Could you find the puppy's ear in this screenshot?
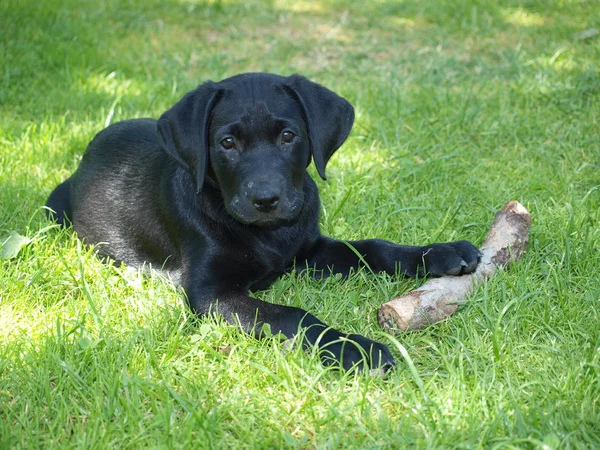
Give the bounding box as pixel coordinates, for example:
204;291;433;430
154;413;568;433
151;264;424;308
285;75;354;180
157;82;220;192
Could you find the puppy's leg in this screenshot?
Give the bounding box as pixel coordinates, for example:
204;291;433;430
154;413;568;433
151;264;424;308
300;236;481;278
45;177;73;226
185;286;395;372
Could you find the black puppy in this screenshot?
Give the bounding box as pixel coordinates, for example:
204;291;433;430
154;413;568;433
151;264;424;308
46;73;480;371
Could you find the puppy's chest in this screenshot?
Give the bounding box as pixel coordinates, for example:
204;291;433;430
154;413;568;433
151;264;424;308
245;237;298;273
229;228;298;274
216;224;307;288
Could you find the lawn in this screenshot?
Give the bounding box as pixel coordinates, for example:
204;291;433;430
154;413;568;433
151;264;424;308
1;0;599;447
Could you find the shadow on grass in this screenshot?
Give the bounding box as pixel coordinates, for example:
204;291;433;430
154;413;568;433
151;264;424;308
2;0;596;119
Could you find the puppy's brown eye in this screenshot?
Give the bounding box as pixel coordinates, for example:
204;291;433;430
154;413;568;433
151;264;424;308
281;130;295;144
221;137;236;150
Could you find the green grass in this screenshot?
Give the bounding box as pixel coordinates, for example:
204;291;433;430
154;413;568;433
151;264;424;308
1;0;599;447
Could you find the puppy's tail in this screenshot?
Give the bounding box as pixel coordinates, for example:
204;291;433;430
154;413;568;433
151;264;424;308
45;177;73;227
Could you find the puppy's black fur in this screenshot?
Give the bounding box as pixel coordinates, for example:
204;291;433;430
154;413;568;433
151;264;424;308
47;73;480;371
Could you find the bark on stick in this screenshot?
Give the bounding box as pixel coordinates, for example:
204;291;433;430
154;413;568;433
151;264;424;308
378;201;531;332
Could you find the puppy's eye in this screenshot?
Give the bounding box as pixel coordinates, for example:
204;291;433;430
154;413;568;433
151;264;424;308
281;130;295;144
220;137;236;150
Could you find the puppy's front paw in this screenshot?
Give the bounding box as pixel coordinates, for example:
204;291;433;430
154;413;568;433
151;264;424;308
320;333;396;373
422;240;481;276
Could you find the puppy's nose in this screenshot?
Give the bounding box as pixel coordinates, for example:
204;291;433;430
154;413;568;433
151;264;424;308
252;194;280;213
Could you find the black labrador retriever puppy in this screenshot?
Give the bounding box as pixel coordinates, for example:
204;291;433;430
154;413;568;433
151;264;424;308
46;73;480;371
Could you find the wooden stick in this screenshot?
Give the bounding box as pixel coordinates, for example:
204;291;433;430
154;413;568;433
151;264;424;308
378;201;531;332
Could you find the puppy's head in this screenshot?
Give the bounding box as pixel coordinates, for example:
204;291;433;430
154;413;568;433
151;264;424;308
157;73;354;227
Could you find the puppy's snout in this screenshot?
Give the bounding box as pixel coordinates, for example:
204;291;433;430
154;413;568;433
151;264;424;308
253;194;279;212
248;184;280;213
